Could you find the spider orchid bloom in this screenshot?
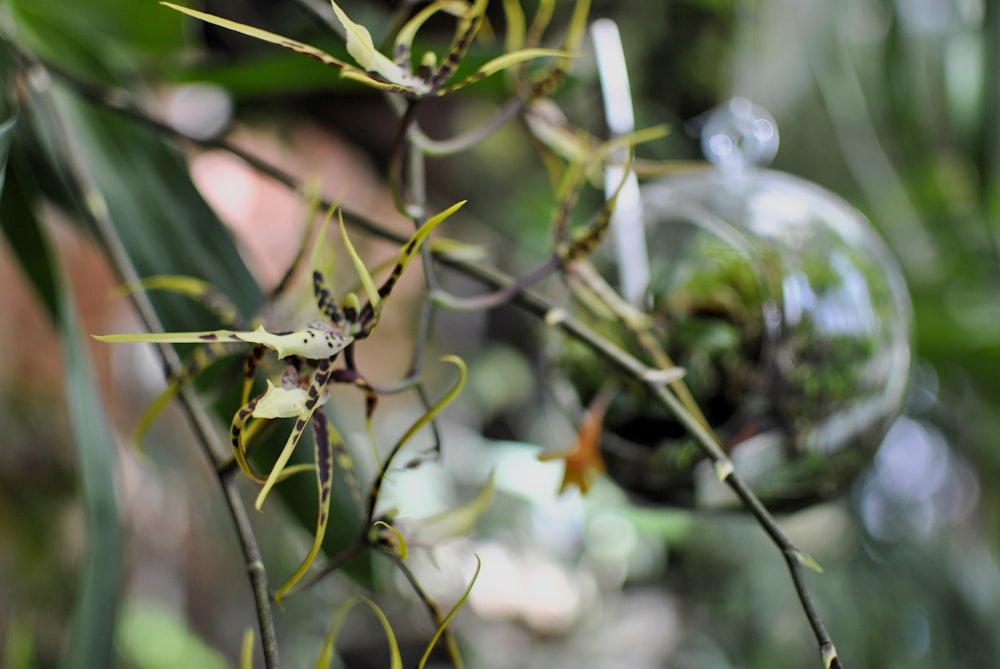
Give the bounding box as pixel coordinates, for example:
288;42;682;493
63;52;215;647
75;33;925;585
162;1;570;98
96;199;464;479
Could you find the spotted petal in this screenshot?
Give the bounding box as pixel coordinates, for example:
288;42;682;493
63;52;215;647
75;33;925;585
93;325;351;361
275;410;338;603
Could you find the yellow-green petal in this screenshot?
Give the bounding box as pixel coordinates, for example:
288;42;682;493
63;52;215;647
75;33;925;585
329;0;428;92
251;381;311;420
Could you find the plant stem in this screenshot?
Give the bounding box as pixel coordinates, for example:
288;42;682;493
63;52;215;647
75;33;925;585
390;554;465;669
430;254;559;310
407;98;526;156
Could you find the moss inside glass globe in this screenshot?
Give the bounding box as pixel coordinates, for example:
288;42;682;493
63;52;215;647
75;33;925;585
563;169;912;509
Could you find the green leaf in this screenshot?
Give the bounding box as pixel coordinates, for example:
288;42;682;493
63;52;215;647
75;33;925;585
59;269;124;669
117;603;228;669
2;610;36;669
0;108;123;669
6;0;185;82
0;113;15;192
0;132;60;321
28;86;262;327
165;50;358;99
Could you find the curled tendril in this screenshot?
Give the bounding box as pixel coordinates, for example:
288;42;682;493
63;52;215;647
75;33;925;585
314;555;482;669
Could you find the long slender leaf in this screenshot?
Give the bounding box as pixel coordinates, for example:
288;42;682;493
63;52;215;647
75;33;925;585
58;237;124;669
0;112;14;190
0;139;59;320
6;0;185;82
0;41;60;316
0;107;123;668
37;87;262;325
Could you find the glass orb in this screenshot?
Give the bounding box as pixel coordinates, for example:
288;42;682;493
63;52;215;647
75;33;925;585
700;97;779;172
571;168;912;509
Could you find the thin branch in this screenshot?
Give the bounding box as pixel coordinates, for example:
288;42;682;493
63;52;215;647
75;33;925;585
388;552;464;669
404;293;445;455
408;98;526;156
388;99;424;215
429;254;559;310
289;533;369;594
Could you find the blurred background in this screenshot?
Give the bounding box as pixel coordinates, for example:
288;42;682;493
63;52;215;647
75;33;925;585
1;0;999;668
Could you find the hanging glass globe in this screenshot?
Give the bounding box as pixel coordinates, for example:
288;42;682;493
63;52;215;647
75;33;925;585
564;100;912;509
